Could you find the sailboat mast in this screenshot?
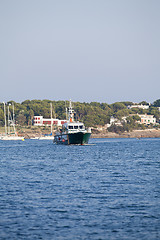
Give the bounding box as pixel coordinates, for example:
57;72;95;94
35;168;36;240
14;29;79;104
65;101;68;120
8;104;10;135
12;103;16;136
50;103;53;134
3;102;7;136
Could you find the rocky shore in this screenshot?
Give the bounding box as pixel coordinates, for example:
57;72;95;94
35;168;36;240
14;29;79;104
91;129;160;139
16;128;160;139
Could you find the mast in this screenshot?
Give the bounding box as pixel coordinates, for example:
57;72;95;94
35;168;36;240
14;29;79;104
12;103;16;136
8;104;10;135
65;101;68;120
68;100;74;122
50;103;53;134
3;102;7;136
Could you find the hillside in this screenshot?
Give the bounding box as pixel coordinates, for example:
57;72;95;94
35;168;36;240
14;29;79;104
0;99;160;135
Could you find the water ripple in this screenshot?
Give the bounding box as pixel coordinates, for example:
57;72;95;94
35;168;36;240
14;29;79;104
0;138;160;239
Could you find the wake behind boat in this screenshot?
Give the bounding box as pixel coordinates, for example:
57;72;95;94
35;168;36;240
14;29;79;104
54;100;91;145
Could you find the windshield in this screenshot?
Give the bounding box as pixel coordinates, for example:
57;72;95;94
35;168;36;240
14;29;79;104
68;124;84;130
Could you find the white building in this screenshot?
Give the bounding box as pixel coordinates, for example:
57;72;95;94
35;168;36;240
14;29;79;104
138;114;156;125
33;116;67;127
127;104;150;110
108;114;157;127
108;116;127;127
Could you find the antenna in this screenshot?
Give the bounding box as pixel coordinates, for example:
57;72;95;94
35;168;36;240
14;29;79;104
68;99;74;122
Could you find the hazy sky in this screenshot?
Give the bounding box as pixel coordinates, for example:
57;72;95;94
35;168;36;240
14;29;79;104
0;0;160;104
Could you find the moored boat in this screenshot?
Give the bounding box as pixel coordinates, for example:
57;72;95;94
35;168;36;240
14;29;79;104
54;100;91;145
1;102;25;141
1;135;24;141
38;133;55;140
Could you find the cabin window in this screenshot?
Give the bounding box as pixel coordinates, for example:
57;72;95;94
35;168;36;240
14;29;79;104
79;125;83;129
74;126;78;129
69;126;73;129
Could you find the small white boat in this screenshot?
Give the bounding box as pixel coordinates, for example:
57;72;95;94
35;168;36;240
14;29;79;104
1;135;24;141
30;137;40;140
38;135;54;140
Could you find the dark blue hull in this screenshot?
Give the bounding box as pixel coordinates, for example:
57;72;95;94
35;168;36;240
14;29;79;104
54;132;91;145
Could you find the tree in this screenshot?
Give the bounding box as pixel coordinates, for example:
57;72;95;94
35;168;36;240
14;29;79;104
0;107;4;126
25;109;34;125
110;102;126;112
108;124;125;133
125;115;141;131
153;99;160;107
16;111;27;125
121;101;134;106
139;101;149;105
114;109;129;120
149;106;160;121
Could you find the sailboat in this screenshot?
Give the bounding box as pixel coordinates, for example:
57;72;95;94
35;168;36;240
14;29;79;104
1;102;24;141
38;103;55;140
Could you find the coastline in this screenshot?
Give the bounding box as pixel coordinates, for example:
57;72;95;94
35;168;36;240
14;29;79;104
1;127;160;139
91;129;160;139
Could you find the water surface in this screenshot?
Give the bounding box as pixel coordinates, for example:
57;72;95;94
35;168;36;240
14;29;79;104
0;138;160;239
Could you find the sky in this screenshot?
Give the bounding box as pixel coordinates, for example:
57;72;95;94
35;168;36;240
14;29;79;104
0;0;160;104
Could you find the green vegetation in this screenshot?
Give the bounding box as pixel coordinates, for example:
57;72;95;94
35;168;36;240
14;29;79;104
0;99;160;133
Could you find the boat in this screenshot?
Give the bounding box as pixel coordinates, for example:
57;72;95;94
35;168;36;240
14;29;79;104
38;133;55;140
1;135;24;141
30;137;40;140
1;102;25;141
54;100;91;145
38;103;55;140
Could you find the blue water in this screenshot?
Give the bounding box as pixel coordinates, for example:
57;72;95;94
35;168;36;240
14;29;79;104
0;138;160;240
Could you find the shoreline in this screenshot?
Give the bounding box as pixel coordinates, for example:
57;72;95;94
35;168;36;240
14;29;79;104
1;127;160;139
91;129;160;139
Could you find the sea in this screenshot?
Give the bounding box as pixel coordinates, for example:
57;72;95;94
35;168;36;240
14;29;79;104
0;138;160;240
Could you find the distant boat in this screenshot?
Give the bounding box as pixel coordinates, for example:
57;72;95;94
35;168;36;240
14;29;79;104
54;100;91;145
30;137;39;140
2;135;24;141
38;134;55;140
1;102;24;141
38;103;54;140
